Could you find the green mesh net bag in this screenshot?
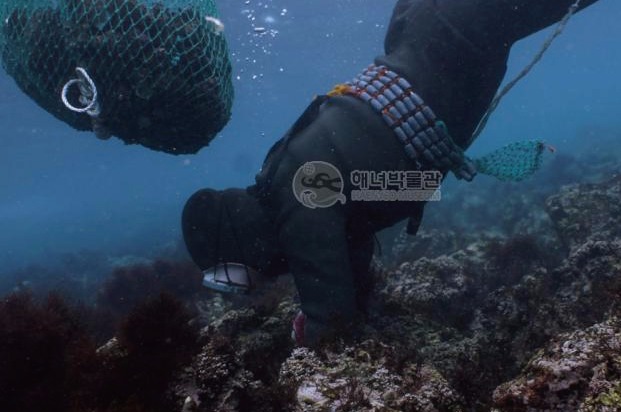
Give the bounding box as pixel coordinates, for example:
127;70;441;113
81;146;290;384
473;140;548;182
0;0;233;154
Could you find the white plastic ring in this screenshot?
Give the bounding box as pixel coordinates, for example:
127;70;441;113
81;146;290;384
61;67;99;115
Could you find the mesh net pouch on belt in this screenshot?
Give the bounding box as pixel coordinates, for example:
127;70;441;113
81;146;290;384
0;0;233;154
474;140;547;182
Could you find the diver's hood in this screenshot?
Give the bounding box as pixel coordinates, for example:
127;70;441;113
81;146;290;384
182;188;287;279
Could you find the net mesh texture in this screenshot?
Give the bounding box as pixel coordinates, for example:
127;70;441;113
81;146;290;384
0;0;233;154
474;140;547;182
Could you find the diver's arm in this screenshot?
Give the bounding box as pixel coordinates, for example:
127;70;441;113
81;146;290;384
277;204;359;345
348;236;375;311
279;205;357;346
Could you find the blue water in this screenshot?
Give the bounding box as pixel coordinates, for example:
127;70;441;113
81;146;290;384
1;0;619;274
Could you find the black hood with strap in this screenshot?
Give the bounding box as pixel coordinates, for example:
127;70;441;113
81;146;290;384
182;188;288;275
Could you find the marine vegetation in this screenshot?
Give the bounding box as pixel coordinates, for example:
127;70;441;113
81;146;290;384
0;292;97;412
0;291;198;412
97;260;203;317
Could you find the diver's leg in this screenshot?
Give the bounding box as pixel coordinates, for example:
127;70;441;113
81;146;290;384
435;0;601;47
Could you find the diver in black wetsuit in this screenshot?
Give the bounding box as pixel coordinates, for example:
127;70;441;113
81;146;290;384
183;0;602;346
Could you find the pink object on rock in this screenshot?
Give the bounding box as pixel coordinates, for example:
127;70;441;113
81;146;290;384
292;311;306;346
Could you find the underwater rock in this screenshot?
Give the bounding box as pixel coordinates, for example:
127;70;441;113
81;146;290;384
279;340;464;412
379;254;478;327
547;239;621;328
421;176;558;243
492;317;621;411
379;236;552;328
389;227;472;265
546;175;621;252
106;254;153;268
371;227;621;408
172;294;299;412
172;277;465;411
96;336;126;358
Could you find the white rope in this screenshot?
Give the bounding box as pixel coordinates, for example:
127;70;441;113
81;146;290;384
468;0;582;147
61;67;100;117
204;15;224;34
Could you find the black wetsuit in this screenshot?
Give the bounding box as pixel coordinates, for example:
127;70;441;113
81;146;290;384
184;0;601;345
